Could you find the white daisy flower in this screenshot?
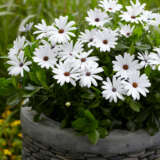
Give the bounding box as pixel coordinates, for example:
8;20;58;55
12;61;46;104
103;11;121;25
123;71;151;100
59;41;83;61
137;51;151;68
79;62;103;88
120;0;145;24
49;16;76;43
149;48;160;70
75;50;99;69
19;22;33;33
7;51;31;77
8;36;26;56
93;28;118;52
52;61;80;86
119;24;135;38
33;44;57;69
99;0;122;13
34;20;53;39
113;52;141;79
142;11;160;27
102;76;125;103
79;29;97;47
86;8;111;27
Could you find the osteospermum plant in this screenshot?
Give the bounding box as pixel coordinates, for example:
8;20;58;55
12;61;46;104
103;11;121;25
6;0;160;144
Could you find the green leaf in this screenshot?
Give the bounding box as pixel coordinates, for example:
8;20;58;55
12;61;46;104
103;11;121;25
23;87;42;98
129;100;141;112
98;127;108;138
7;94;21;106
145;66;152;77
36;70;48;89
88;130;100;144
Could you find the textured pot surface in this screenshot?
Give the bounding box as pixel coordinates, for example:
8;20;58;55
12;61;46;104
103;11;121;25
21;107;160;160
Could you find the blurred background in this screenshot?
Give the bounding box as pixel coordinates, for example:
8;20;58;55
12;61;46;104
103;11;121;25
0;0;160;159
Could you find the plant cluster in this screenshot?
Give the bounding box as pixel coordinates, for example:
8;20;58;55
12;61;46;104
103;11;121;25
6;0;160;143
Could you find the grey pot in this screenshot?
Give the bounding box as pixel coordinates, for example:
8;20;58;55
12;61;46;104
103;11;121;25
21;107;160;160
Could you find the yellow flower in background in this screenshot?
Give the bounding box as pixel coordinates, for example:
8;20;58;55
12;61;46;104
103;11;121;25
0;119;4;124
3;149;12;156
2;110;11;118
18;133;22;138
10;120;21;127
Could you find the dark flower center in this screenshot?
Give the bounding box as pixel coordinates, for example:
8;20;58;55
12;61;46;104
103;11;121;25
112;88;117;92
126;32;130;36
19;63;24;67
43;56;49;61
103;40;108;44
58;29;64;34
132;82;138;88
109;8;112;10
89;38;93;42
131;16;136;19
51;45;55;49
86;72;91;76
81;58;86;62
64;72;70;76
95;18;100;22
123;64;129;70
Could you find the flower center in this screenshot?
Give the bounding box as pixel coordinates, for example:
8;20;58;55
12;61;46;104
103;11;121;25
81;58;86;62
123;64;129;70
58;29;64;34
51;45;55;49
95;18;100;22
69;53;73;56
43;56;49;61
103;40;108;44
109;8;112;10
86;72;91;76
64;72;70;76
112;88;117;92
89;38;93;42
131;16;136;19
126;32;130;36
132;82;138;88
19;63;24;67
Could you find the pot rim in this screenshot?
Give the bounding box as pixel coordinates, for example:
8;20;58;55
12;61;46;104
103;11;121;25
21;107;160;156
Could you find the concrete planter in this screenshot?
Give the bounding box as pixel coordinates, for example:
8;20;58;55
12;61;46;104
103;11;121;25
21;107;160;160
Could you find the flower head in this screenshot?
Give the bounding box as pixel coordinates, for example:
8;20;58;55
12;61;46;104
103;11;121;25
7;51;31;77
99;0;122;13
119;24;135;38
49;16;76;43
8;36;26;56
59;41;83;61
120;0;145;23
79;62;103;88
102;76;125;103
93;28;118;52
52;61;80;86
149;48;160;70
33;43;57;69
75;50;99;69
113;53;141;79
79;29;97;47
86;8;111;27
138;51;151;68
123;71;151;100
34;20;53;39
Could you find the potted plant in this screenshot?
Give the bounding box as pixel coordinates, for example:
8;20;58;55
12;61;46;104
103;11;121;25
6;0;160;159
